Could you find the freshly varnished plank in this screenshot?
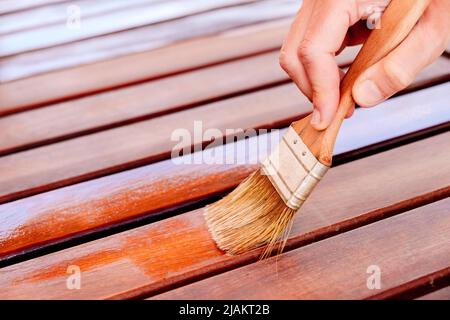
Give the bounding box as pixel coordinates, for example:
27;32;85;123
0;132;448;299
0;82;448;205
154;198;450;300
0;20;291;114
0;48;362;156
0;4;296;83
0;0;257;57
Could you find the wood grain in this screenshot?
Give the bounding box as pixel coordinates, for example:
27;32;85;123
0;48;363;155
0;132;448;299
0;5;296;83
0;0;257;57
1;81;449;205
154;198;450;300
0;20;291;114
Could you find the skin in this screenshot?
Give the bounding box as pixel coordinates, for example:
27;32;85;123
280;0;450;130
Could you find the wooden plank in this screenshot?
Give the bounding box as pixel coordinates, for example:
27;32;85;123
0;0;67;15
0;0;257;57
0;48;363;156
0;0;158;35
154;198;450;300
0;4;297;83
418;286;450;300
0;132;448;299
0;20;291;115
0;81;448;205
2;87;448;261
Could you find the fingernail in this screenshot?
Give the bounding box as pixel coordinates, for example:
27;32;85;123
310;109;321;126
356;79;384;106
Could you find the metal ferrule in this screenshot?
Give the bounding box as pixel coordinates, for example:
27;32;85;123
261;126;330;210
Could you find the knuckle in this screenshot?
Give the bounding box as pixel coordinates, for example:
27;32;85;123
279;50;294;73
382;59;413;91
297;38;316;64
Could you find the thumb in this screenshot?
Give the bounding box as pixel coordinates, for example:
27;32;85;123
353;57;416;108
352;10;444;108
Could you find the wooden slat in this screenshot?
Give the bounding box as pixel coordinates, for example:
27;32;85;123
0;0;158;35
0;20;291;114
0;81;448;205
0;4;296;83
0;0;257;57
0;48;363;156
154;198;450;300
0;0;67;15
418;286;450;300
0;132;448;299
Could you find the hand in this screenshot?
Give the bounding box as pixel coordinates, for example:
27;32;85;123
280;0;450;131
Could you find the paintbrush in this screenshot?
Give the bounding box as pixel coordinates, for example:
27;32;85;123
205;0;431;256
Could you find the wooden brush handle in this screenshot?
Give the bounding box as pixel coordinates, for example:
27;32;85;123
292;0;431;166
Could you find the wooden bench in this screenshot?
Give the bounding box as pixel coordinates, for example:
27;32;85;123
0;0;449;300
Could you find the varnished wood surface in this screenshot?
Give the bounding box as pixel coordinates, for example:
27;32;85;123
0;84;449;261
154;198;450;300
0;132;448;299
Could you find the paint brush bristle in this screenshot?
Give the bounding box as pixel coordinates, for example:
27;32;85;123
204;169;297;257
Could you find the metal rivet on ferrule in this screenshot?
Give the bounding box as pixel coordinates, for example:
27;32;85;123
261;126;330;210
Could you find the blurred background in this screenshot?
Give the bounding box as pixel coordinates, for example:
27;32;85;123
0;0;299;82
